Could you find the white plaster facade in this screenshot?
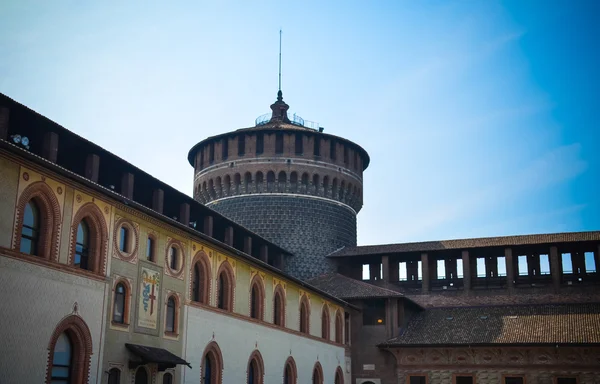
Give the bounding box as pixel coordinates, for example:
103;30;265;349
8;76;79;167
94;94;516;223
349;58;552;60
0;255;107;384
184;306;350;384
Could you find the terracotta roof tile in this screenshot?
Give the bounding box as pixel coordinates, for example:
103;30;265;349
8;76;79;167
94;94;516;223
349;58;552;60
329;231;600;257
306;273;404;300
381;303;600;346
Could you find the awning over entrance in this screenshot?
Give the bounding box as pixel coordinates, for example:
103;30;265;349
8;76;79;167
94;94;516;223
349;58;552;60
126;343;192;371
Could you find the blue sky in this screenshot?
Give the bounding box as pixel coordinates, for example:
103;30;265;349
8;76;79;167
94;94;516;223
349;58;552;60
1;1;598;246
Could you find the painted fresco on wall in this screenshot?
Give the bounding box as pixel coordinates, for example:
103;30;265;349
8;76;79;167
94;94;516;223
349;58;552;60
138;267;160;329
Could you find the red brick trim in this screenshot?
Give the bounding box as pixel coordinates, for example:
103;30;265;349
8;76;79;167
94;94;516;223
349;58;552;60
165;238;185;279
13;181;62;262
246;350;264;384
299;294;310;334
190;250;211;305
249;273;265;320
201;341;223;384
69;202;108;276
321;304;330;340
216;261;235;312
273;284;286;327
45;314;93;384
283;356;297;384
335;309;343;344
312;361;324;384
111;278;132;326
112;217;139;262
334;366;344;384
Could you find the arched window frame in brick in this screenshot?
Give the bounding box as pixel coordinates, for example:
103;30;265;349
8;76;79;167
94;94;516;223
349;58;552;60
299;294;310;334
321;304;330;340
283;356;297;384
273;284;286;327
111;278;132;326
69;202;108;276
334;366;344;384
13;181;62;261
164;293;180;337
312;362;324;384
335;309;343;344
246;350;264;384
201;341;224;384
249;274;265;321
45;314;93;384
216;261;235;312
190;251;211;305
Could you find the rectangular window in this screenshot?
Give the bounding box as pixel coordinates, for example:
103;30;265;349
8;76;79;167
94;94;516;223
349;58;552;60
562;253;573;274
437;259;446;279
408;375;427;384
363;299;386;325
504;376;524;384
314;136;321;156
476;257;486;278
540;254;550;275
362;264;370;280
456;259;464;278
399;262;407;281
275;133;284;154
417;260;422;280
585;251;596;273
209;143;215;163
497;256;507;277
556;378;577;384
518;255;528;276
238;135;245;156
330;140;336;160
295;133;303;155
256;133;264;155
146;237;154;261
380;263;383;280
119;227;128;252
222;139;229;160
455;376;474;384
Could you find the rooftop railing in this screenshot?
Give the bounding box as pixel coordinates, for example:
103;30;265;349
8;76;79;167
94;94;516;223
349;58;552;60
255;112;320;131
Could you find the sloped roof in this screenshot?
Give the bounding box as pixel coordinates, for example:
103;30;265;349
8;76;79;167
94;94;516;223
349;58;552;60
329;231;600;257
306;273;404;300
379;303;600;347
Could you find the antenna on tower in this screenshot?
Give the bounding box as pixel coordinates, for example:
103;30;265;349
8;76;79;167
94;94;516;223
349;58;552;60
278;29;282;92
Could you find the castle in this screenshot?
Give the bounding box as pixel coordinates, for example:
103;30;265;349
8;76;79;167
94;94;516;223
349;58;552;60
0;89;598;384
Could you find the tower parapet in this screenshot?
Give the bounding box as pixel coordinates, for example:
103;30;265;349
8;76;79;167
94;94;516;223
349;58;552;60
187;92;370;279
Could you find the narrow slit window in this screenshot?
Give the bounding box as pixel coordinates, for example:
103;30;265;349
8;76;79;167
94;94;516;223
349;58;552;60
518;255;528;276
362;264;370;280
417;260;422;280
119;226;128;252
497;256;507;277
399;262;407;281
146;237;154;262
170;247;178;270
437;260;446;279
476;257;486;277
456;259;464;278
562;253;573;274
585;251;596;273
540;254;550;275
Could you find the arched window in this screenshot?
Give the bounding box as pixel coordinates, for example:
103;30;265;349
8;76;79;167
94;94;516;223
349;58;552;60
273;285;285;326
321;305;330;340
323;176;329;198
301;173;309;193
20;201;40;255
335;310;343;343
266;171;275;192
46;315;93;384
312;363;324;384
202;342;223;384
283;357;297;384
277;171;286;192
112;282;128;324
290;172;298;193
249;276;264;320
74;220;90;270
50;332;72;383
247;351;264;384
224;175;231;196
312;174;320;195
234;173;241;194
163;372;173;384
215;176;222;198
108;368;121;384
119;226;129;252
244;172;252;194
216;262;234;311
256;172;264;193
193;263;205;303
165;296;178;334
300;295;310;334
332;179;338;200
208;179;215;199
334;367;344;384
135;366;149;384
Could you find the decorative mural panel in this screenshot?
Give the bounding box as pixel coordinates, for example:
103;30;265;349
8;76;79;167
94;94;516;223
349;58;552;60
138;267;160;329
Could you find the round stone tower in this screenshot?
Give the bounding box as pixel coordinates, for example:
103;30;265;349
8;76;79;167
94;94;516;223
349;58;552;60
187;91;369;279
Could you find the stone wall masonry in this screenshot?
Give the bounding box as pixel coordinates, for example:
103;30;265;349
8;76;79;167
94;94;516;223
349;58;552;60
208;195;357;280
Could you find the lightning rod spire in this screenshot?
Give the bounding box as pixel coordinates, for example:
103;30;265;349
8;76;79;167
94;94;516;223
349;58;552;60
278;29;282;93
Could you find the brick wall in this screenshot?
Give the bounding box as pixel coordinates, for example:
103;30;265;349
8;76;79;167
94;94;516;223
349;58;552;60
209;195;357;280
